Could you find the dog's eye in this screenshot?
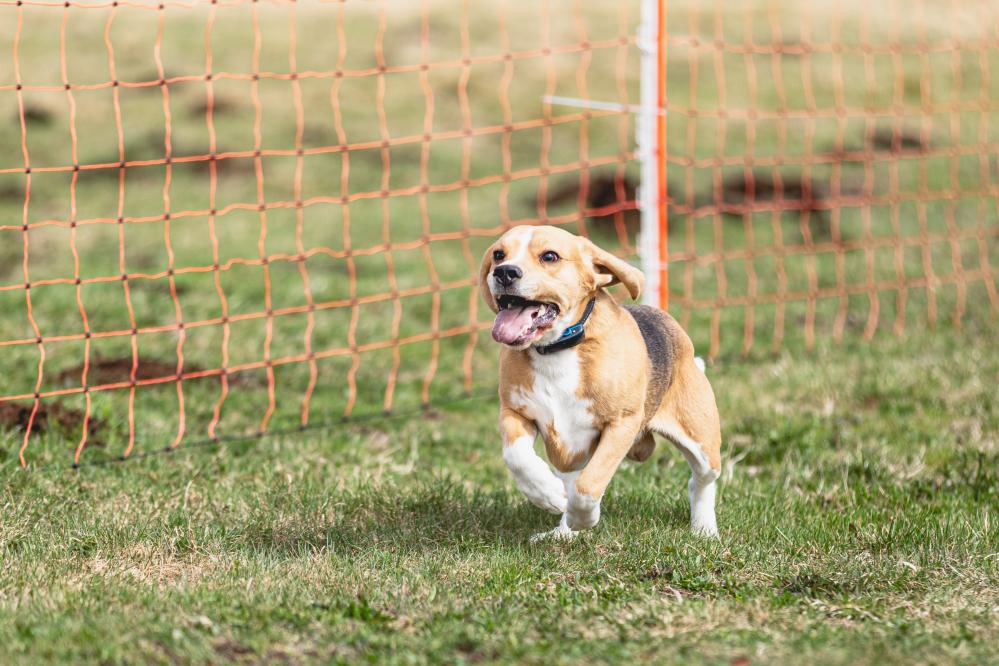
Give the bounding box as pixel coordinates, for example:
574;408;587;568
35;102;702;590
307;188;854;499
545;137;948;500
539;250;559;263
492;249;505;261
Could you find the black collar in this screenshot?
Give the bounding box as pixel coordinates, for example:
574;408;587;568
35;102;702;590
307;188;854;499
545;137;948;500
533;298;597;355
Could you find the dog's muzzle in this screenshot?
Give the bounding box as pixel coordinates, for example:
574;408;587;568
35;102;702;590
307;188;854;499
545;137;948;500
491;294;560;346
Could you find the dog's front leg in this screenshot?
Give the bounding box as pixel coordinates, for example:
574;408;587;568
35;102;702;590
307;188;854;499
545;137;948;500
500;408;567;515
566;415;643;530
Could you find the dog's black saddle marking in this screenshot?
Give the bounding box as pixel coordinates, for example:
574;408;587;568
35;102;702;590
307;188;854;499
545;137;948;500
624;305;677;422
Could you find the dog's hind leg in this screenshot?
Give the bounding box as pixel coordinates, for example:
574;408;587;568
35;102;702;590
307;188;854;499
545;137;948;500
657;420;719;537
650;362;722;537
680;437;720;537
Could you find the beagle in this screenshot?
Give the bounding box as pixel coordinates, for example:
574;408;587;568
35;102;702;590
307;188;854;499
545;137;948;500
480;225;722;540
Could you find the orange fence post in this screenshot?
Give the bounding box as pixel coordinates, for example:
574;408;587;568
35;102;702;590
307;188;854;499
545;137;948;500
655;0;668;311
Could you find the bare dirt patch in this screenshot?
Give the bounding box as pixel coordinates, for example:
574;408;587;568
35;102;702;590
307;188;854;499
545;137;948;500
54;356;261;388
0;400;105;445
540;172;640;236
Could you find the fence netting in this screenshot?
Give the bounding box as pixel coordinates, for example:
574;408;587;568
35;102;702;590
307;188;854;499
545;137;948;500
662;0;999;360
0;0;996;466
0;0;639;465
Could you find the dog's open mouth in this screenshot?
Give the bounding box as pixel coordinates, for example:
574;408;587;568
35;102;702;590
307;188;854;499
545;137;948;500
492;295;560;346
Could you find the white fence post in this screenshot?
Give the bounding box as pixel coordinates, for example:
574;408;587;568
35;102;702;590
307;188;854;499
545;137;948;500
637;0;665;308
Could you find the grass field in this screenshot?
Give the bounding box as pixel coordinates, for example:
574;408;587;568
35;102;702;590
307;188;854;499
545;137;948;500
1;1;998;664
1;322;996;664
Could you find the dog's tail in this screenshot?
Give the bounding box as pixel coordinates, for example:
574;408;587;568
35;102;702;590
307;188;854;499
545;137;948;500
694;356;706;373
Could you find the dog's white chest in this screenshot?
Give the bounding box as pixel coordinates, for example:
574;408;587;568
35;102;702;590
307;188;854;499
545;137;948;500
512;350;599;463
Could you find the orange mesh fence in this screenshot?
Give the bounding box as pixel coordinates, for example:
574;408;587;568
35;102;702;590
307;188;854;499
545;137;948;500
0;1;639;466
1;0;997;467
660;0;999;358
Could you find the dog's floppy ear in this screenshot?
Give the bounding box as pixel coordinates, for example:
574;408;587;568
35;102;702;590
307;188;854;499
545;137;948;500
585;239;644;301
478;247;499;313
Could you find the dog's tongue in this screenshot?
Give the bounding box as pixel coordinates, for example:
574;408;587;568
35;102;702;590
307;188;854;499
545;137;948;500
492;303;545;345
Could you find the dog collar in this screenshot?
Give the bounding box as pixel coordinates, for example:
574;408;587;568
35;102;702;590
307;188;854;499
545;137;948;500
533;298;597;355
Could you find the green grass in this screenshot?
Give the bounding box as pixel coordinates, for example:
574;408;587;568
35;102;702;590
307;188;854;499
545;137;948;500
1;322;996;664
1;1;998;663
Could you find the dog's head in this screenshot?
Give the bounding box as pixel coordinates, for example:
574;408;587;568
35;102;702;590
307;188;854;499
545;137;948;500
479;225;644;349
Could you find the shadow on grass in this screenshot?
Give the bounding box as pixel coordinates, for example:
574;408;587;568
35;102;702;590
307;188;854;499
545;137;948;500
233;480;695;556
234;480;555;555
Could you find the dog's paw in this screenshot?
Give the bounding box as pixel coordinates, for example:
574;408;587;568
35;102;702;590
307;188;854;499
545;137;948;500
691;517;719;538
566;493;601;530
529;521;577;543
530;514;577;542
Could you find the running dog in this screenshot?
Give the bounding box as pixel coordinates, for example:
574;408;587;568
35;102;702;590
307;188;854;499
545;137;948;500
480;225;721;540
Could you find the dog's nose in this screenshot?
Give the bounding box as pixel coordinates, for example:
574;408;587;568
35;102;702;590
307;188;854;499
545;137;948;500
493;264;522;287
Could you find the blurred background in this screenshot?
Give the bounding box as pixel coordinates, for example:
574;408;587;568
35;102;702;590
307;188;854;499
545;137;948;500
1;0;997;465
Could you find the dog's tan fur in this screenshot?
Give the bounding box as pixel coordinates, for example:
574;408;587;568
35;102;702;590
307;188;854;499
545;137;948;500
481;225;722;537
